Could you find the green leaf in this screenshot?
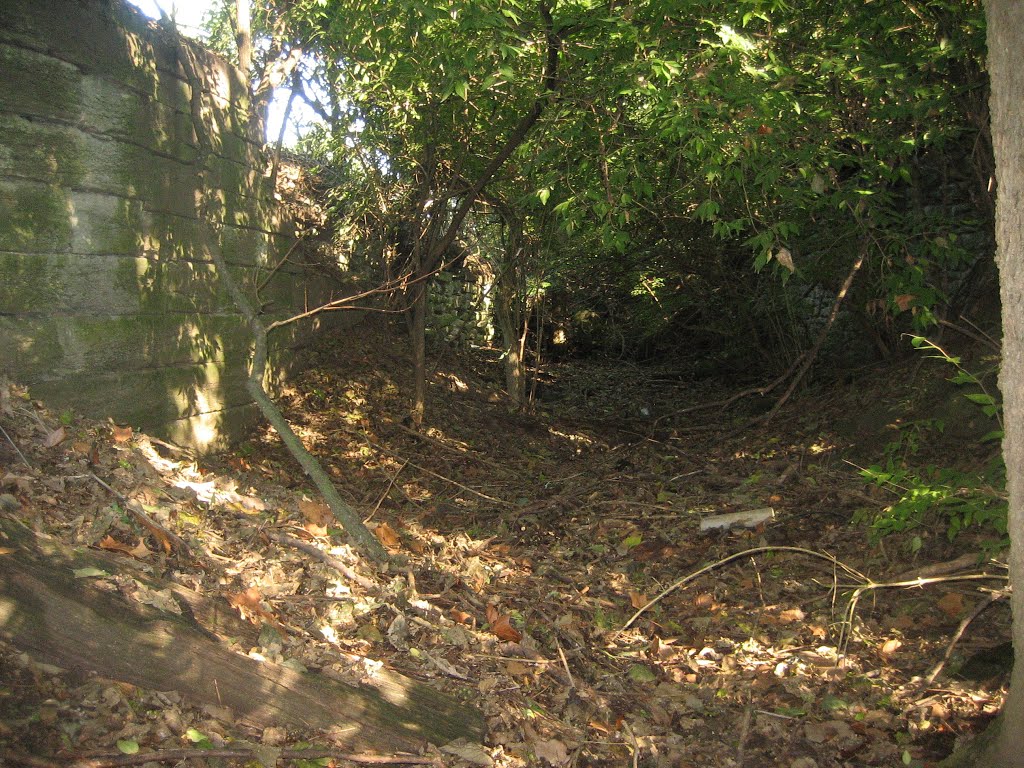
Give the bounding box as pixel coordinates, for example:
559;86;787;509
536;187;551;205
116;740;139;755
964;393;996;406
185;728;213;748
73;567;109;579
628;664;657;683
454;80;469;101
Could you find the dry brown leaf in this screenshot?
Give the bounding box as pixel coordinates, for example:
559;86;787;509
406;537;426;554
503;660;533;678
937;592;966;619
374;522;401;550
44;427;66;448
451;608;475;626
227;587;278;626
694;593;714;608
533;738;570;767
778;608;806;623
489;613;522;643
298;498;332;525
98;535;151;560
111;424;134;443
880;638;902;657
629;590;648;609
894;294;916;312
0;547;15;555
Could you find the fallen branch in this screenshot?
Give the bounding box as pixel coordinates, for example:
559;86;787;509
88;472;191;559
0;423;30;468
1;747;441;767
838;571;1008;656
617;546;869;634
175;40;387;564
921;589;1008;686
263;528;381;593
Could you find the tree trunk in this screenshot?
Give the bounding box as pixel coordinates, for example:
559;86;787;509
234;0;252;79
174;37;388;563
0;519;483;751
411;281;429;427
982;1;1024;765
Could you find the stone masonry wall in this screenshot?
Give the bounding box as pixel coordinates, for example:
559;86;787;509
0;0;358;450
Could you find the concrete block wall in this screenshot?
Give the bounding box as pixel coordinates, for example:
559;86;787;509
0;0;358;450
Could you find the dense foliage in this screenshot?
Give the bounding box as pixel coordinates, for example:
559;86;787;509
207;0;993;381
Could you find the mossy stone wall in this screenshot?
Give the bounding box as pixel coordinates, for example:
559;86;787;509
0;0;358;451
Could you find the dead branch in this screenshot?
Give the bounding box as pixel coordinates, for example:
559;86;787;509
263;529;382;593
922;589;1008;686
0;747;441;767
175;38;388;564
618;546;870;634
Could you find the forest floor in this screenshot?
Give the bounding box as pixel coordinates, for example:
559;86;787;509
0;322;1011;768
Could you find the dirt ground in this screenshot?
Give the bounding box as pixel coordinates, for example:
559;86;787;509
0;322;1011;767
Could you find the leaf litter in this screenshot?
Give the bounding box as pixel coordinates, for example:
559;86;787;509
0;329;1012;767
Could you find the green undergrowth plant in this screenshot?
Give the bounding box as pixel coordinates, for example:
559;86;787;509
855;336;1007;552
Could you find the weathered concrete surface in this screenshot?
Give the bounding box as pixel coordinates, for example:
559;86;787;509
0;0;359;450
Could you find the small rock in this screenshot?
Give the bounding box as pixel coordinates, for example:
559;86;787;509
0;493;20;512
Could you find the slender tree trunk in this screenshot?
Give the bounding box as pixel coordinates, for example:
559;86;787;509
411;281;428;427
175;37;388;564
234;0;252;78
984;1;1024;765
495;215;526;407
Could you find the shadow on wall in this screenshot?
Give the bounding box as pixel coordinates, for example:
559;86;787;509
0;0;340;451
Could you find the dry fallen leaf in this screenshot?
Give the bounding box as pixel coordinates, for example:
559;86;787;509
111;424;134;443
44;427;66;448
937;592;966;619
374;522;401;551
880;638;902;657
227;587;279;626
533;738;570;767
98;535;152;560
629;590;648;609
778;607;806;623
487;609;522;643
299;498;332;526
451;608;475;626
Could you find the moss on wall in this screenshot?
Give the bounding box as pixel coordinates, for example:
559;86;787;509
0;0;361;451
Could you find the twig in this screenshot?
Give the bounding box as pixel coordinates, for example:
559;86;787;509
765;239;868;419
556;639;575;689
350;432;510;506
838;572;1008;656
736;702;753;767
922;590;1008;686
364;460;408;524
263;529;381;593
0;423;31;468
621;720;640;768
394;422;503;469
88;473;191;558
617;546;868;634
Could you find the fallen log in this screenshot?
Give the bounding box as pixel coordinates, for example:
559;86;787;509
0;517;483;752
